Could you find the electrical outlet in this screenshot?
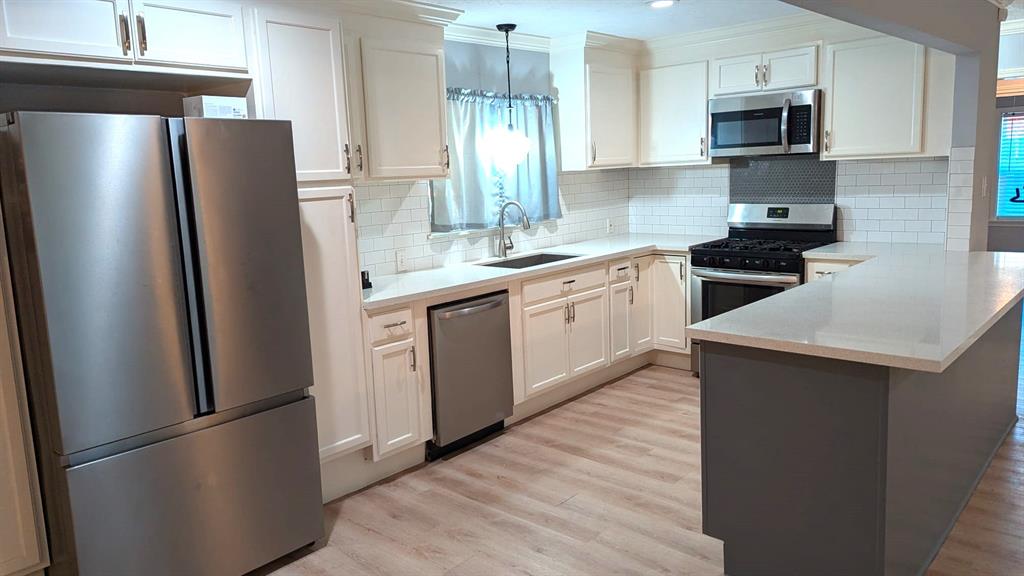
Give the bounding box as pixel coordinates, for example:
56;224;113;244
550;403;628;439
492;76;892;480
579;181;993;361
606;218;613;234
395;249;408;272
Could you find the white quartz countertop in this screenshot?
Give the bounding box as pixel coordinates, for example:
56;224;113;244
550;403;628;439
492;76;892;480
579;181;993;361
362;234;717;310
803;241;948;262
689;249;1024;372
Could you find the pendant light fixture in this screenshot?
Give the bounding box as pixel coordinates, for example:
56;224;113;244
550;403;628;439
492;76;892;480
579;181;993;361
480;22;531;173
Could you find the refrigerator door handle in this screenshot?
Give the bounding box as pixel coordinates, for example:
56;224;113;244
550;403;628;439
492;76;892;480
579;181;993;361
167;118;214;415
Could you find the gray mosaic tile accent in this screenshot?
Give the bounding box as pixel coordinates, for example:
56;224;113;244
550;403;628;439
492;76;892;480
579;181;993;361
729;155;836;204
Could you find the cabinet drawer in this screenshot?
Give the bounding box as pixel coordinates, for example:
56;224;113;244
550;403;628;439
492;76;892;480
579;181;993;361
368;308;414;344
522;265;606;305
806;260;852;281
608;260;632;283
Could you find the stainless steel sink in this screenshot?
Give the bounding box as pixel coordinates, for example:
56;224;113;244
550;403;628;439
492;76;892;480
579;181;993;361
481;253;580;269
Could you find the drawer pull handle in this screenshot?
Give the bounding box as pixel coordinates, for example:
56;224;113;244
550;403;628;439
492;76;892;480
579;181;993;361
617;266;629;272
383;320;407;329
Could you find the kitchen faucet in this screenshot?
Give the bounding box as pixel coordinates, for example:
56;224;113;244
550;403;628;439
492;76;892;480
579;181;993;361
498;200;531;258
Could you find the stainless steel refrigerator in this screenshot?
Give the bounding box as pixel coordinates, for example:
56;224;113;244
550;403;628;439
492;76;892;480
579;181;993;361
0;111;323;576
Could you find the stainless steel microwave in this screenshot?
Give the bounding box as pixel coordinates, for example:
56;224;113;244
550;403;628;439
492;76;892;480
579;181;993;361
708;89;820;157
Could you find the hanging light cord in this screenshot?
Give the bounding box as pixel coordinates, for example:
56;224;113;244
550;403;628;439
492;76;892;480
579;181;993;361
504;27;514;130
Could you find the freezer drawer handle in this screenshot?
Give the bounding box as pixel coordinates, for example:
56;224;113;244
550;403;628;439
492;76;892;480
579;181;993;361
435;298;503;320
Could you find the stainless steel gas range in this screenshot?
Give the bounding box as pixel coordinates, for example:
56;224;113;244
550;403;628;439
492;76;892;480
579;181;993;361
689;203;836;371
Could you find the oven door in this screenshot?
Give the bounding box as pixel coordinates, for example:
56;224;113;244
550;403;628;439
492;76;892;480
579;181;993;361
689;267;801;373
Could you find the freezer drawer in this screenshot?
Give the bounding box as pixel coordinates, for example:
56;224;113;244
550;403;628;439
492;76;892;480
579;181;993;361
65;398;323;576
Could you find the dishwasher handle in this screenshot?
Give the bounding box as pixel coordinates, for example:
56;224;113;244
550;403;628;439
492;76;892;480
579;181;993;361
435;297;505;320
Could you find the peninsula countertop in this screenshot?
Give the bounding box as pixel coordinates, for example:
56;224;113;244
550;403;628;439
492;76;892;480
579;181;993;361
361;233;718;310
688;249;1024;372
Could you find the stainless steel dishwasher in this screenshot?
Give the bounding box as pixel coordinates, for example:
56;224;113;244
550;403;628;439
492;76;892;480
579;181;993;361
427;291;513;460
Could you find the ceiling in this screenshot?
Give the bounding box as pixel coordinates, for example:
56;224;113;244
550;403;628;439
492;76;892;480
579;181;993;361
437;0;806;40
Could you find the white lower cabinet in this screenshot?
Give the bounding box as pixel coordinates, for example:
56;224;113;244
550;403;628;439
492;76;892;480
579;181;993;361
369;335;422;459
568;287;610;376
299;190;370;461
522;298;571;395
653;255;688;353
631;255;654;352
609;278;632;362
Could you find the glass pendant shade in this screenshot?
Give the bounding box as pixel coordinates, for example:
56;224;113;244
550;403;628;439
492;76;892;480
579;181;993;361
483;23;530;174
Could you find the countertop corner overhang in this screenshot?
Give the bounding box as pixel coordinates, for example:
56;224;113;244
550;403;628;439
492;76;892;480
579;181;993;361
689;248;1024;372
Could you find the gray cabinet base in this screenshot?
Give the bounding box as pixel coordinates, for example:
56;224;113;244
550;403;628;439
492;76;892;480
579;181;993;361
700;302;1021;576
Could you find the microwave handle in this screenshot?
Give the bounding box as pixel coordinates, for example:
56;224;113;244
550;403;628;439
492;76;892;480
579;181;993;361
780;97;791;153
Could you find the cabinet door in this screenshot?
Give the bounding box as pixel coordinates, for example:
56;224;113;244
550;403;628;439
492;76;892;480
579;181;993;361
299;191;370;461
824;37;924;158
639;61;708;165
0;0;132;60
653;255;688;352
712;52;763;95
609;280;631;362
370;337;422;458
586;64;636;167
0;258;47;576
762;45;817;91
522;298;570;396
360;37;447;179
631;255;654;352
256;7;351;182
569;287;610;377
130;0;246;69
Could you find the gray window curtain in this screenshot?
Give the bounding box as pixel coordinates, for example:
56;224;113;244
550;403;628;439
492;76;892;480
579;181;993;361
431;88;560;233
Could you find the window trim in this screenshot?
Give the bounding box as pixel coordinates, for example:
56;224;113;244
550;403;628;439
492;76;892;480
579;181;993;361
991;106;1024;224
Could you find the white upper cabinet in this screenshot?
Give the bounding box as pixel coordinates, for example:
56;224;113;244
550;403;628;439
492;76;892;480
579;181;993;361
0;0;246;69
761;46;817;91
255;6;351;182
0;0;132;60
359;37;447;179
551;34;640;172
711;45;816;95
711;52;763;95
823;37;925;158
586;64;636;167
299;190;370;461
639;60;708;165
129;0;246;69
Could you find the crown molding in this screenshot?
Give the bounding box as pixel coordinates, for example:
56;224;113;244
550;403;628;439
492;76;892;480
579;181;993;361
643;13;833;52
337;0;462;27
444;24;551;52
1002;18;1024;35
549;31;643;54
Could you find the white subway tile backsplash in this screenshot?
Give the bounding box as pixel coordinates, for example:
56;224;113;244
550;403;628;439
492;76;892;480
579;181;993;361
836;157;949;245
355;152;964;274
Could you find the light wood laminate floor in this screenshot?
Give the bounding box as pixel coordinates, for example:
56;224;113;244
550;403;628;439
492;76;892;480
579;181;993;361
263;365;1024;576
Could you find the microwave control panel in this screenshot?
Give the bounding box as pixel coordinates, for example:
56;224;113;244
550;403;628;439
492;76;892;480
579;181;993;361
787;105;813;145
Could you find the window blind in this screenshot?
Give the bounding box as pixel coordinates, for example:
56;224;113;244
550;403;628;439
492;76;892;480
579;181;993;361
997;112;1024;218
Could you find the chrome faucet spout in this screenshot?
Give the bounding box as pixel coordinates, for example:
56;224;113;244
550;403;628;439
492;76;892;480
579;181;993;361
498;200;530;258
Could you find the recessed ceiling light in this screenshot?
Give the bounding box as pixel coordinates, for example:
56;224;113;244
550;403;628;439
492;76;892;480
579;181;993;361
649;0;676;8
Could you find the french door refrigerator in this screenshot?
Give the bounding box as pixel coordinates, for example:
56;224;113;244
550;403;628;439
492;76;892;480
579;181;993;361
0;111;323;576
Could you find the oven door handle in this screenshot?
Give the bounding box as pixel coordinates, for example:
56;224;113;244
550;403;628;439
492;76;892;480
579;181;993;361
691;268;800;286
780;97;791;153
